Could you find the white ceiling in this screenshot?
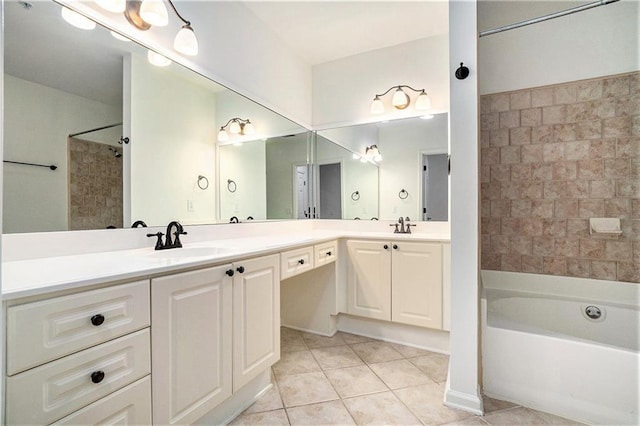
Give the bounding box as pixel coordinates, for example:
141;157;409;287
242;1;449;65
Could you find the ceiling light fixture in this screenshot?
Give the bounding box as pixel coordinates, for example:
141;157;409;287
218;118;255;142
365;145;382;162
370;85;431;114
98;0;198;56
61;7;97;30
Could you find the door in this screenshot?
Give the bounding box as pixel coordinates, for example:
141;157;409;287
151;265;233;425
422;153;449;221
295;165;310;219
233;254;280;391
391;242;442;329
346;240;391;321
319;162;342;219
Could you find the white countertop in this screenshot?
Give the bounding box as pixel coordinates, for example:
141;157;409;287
2;230;449;300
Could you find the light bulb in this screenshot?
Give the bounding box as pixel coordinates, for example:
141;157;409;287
415;90;431;110
242;121;255;135
96;0;125;13
229;121;241;134
140;0;168;26
370;96;384;114
147;50;171;67
110;31;130;42
218;129;229;142
391;88;410;109
174;24;198;56
61;7;96;30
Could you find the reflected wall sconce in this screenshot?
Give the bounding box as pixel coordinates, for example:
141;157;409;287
94;0;198;56
370;85;431;114
217;118;255;142
365;145;382;162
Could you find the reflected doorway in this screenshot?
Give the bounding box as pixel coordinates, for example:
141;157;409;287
422;153;448;221
319;162;342;219
295;164;311;219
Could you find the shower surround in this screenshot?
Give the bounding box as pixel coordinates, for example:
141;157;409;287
480;71;639;283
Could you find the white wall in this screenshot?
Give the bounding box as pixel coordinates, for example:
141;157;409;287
219;140;267;221
378;114;448;220
312;35;449;128
3;75;121;233
478;0;639;95
62;0;312;128
128;55;217;226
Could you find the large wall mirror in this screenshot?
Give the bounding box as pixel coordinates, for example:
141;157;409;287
317;113;449;221
3;0;306;233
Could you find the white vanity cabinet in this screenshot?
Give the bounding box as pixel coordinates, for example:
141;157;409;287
346;240;443;329
151;253;280;424
5;281;151;425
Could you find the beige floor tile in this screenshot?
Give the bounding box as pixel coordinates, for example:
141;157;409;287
408;352;450;383
277;371;340;407
390;342;432;358
311;345;364;370
301;332;346;349
286;400;356;425
281;334;308;353
482;395;518;413
228;409;290;425
530;409;584;425
343;391;421;425
350;341;404;363
337;332;375;344
244;383;284;414
483;407;560;425
324;365;388;398
281;327;301;338
443;416;490;425
369;359;434;389
272;350;320;377
394;382;474;425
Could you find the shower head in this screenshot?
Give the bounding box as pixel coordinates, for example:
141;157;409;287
108;146;122;158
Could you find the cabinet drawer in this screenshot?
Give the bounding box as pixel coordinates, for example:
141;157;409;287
53;376;151;425
6;329;151;426
315;240;337;267
7;280;150;375
280;246;314;279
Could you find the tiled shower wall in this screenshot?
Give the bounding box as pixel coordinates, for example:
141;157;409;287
480;72;639;283
68;138;123;230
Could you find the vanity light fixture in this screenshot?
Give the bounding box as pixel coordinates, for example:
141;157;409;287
365;145;382;162
96;0;198;56
61;7;97;30
370;85;431;114
218;118;255;142
147;49;172;67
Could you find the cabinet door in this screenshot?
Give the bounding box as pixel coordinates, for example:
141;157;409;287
391;242;442;329
152;265;233;425
233;254;280;392
346;240;391;321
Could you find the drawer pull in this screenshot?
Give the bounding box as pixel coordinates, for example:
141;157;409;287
90;314;105;326
226;269;234;277
90;370;105;384
298;259;305;265
326;251;332;256
236;266;245;274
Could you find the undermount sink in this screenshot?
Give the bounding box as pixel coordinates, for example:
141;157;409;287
147;246;231;259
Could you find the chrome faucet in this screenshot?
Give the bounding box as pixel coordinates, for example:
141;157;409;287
390;216;415;234
146;221;187;250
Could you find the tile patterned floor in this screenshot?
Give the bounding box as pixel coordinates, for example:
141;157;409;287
230;328;582;425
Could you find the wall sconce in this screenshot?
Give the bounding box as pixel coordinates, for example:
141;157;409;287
370;85;431;114
94;0;198;56
365;145;382;162
218;118;255;142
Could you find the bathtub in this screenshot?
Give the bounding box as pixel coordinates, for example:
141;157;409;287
481;270;639;425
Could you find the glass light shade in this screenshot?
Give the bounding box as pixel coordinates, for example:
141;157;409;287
229;121;242;134
392;88;410;109
415;91;431;110
110;31;130;42
370;97;384;114
420;114;434;120
217;129;229;142
374;153;382;162
147;50;171;67
360;157;368;163
352;153;359;160
96;0;126;13
61;8;96;30
140;0;168;26
174;25;198;56
242;121;255;135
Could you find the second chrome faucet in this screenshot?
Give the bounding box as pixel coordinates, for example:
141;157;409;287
147;221;188;250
